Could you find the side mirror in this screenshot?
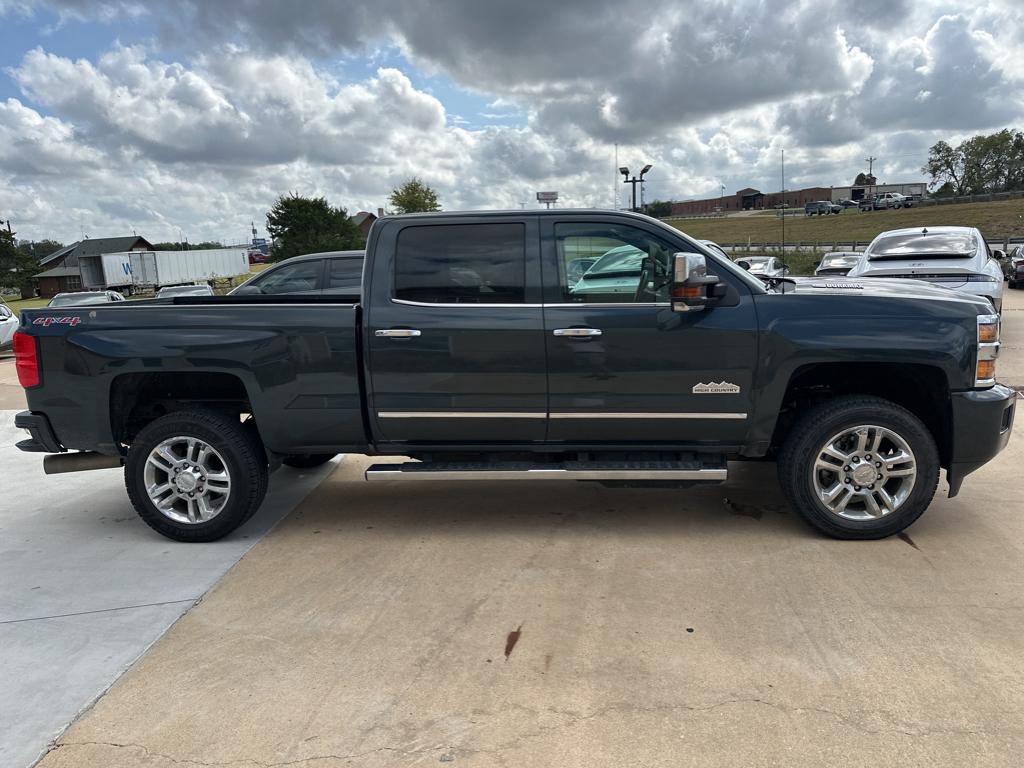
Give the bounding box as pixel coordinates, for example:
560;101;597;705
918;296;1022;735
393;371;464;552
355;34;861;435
672;252;719;313
993;249;1006;260
736;260;751;271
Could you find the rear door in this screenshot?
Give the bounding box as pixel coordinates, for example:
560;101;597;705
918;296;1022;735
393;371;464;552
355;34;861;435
541;216;759;445
366;217;546;444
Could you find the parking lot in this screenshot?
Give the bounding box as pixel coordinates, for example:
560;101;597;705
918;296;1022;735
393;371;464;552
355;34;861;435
2;289;1022;767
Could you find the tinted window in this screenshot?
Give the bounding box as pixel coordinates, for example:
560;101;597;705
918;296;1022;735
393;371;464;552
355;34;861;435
253;260;322;294
327;258;363;290
555;222;681;303
395;223;525;304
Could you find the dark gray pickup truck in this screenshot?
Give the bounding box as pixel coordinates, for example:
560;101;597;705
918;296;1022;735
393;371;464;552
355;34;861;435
12;210;1015;541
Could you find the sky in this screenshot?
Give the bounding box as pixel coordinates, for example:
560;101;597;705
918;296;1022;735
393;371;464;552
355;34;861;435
0;0;1022;244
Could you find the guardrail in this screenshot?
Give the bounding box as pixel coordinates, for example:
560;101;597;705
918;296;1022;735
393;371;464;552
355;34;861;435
714;238;1024;253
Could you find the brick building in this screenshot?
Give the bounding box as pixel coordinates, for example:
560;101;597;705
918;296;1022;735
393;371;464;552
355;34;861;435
669;186;833;216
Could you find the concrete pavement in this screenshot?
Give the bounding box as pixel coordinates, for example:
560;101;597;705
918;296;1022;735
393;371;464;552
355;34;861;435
0;410;339;768
33;453;1024;765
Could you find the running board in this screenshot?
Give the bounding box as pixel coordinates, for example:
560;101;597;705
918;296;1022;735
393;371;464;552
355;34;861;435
364;460;727;482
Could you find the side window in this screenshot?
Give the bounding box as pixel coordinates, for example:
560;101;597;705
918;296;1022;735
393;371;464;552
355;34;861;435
327;258;363;290
394;223;525;304
254;260;322;294
555;222;685;303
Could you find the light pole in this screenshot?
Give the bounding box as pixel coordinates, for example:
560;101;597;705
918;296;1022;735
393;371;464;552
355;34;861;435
620;164;652;212
720;184;726;213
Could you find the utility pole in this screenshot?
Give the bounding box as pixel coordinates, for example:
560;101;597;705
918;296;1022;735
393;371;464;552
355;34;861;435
865;155;877;196
781;149;785;255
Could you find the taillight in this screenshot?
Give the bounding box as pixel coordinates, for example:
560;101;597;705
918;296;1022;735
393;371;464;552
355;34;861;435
13;332;40;388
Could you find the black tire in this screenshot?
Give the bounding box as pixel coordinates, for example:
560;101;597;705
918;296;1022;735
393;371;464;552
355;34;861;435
125;409;269;542
778;395;939;540
281;453;337;469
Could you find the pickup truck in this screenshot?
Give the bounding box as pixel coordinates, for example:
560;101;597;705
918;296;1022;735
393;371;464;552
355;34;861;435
12;210;1016;542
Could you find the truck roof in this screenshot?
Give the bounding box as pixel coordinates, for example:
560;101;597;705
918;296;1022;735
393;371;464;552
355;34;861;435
381;209;662;222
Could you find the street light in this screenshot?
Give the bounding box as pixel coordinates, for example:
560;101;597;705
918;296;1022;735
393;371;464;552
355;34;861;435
620;164;653;212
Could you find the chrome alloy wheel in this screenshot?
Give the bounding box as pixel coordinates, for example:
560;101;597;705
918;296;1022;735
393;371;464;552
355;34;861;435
811;425;917;521
143;436;231;524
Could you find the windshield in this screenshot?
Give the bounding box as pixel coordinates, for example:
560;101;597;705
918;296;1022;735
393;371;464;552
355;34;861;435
869;232;976;260
579;245;646;278
49;293;109;306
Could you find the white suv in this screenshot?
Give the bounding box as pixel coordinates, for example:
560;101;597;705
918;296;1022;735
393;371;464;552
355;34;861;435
847;226;1005;312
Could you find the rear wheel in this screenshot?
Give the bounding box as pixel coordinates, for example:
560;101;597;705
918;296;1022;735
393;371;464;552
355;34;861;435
125;410;268;542
281;453;337;469
778;396;939;539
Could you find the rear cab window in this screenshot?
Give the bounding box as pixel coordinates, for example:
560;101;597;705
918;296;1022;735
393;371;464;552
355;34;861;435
394;223;526;304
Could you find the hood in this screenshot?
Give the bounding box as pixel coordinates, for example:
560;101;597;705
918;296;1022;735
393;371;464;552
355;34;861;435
779;276;992;307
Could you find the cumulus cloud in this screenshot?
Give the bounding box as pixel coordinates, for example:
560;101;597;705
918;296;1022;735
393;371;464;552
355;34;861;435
0;0;1023;241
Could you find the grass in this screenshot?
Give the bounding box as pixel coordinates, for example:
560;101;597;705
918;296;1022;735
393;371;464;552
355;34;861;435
665;197;1024;245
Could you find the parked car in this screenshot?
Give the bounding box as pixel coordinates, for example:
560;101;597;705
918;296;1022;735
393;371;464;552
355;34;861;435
247;251;268;265
1007;245;1024;289
13;210;1014;544
805;201;835;216
847;226;1006;312
47;291;125;307
861;193;913;211
815;251;863;277
569;245;651;298
734;255;789;279
0;302;18;351
837;199;859;209
230;251;364;297
156;284;215;298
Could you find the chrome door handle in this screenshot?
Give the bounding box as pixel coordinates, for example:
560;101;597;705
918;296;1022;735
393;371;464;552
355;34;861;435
375;328;422;338
553;328;602;337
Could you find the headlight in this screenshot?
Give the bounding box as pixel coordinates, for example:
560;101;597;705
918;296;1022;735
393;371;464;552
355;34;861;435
976;313;1000;386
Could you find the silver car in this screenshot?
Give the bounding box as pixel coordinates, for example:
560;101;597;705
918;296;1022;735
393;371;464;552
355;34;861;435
156;284;215;298
847;226;1005;312
815;251;863;277
733;255;789;280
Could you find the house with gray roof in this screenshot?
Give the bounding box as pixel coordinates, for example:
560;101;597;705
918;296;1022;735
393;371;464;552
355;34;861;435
36;236;153;297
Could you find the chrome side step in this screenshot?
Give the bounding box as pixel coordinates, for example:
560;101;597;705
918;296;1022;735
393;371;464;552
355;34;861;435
364;460;727;482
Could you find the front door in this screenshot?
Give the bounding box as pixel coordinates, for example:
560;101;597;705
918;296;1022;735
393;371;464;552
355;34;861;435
366;217;547;444
541;218;759;445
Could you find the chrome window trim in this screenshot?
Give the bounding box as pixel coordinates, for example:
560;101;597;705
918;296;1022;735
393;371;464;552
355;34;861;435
389;298;670;309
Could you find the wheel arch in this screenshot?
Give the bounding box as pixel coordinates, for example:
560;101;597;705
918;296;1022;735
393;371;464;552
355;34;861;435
110;371;259;448
769;362;952;468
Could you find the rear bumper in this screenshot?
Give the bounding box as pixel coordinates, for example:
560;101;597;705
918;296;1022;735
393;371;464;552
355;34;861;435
14;410;64;453
947;385;1016;496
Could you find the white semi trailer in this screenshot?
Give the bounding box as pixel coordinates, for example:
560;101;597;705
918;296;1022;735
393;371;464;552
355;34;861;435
79;249;250;291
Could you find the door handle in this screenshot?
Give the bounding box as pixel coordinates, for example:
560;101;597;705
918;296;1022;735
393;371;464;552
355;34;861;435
375;328;422;338
553;328;602;338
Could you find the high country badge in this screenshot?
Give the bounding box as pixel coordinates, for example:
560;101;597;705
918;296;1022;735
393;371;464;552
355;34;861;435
692;381;741;394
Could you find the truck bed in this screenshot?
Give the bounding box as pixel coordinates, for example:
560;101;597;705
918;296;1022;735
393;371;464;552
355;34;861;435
20;297;366;456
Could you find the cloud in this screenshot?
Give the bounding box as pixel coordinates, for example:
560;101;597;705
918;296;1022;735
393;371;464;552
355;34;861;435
1;0;1023;242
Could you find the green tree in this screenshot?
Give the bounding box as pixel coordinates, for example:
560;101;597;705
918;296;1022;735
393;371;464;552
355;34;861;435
645;200;672;218
265;193;362;263
923;130;1024;195
389;177;441;214
151;241;225;251
1;229;43;299
853;172;876;186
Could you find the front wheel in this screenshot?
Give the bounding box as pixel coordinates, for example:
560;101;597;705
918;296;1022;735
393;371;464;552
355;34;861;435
778;396;939;539
125;409;269;542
